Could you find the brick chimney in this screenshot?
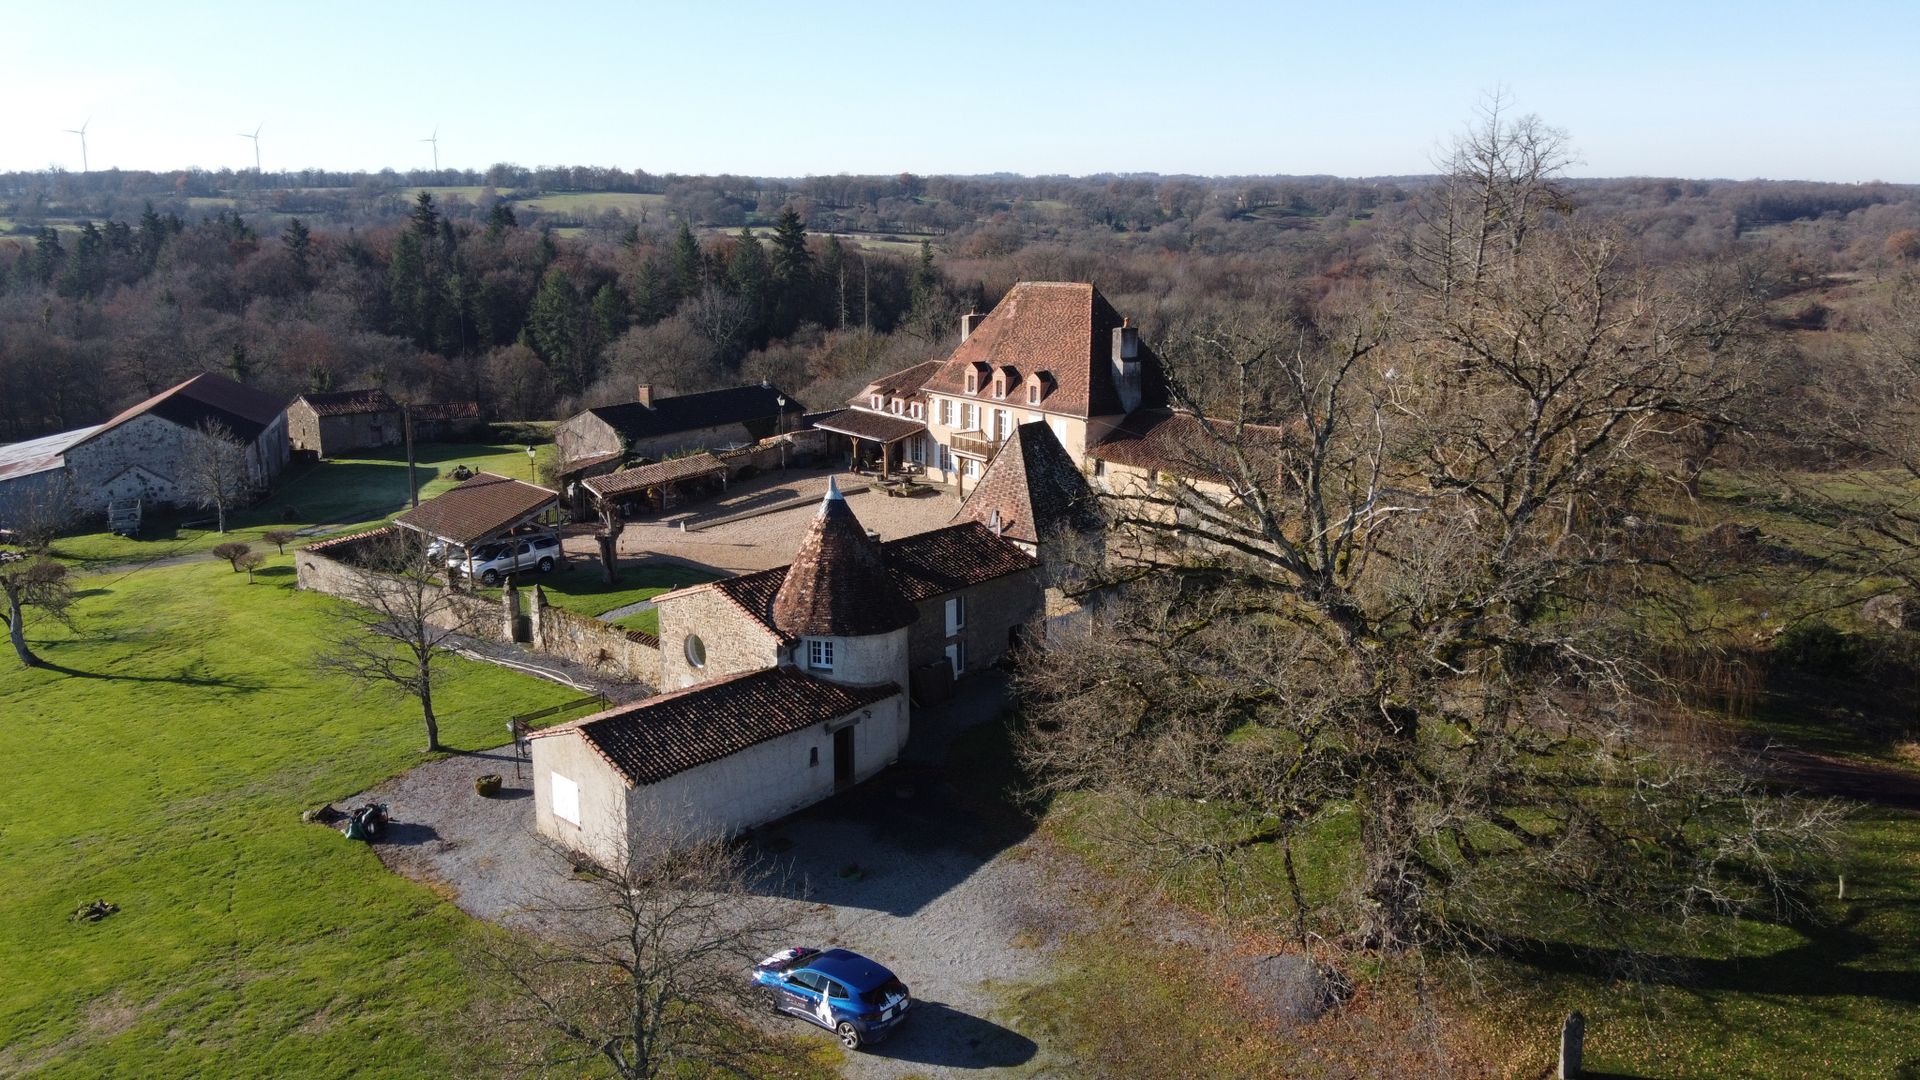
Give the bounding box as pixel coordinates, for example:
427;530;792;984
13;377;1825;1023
636;383;654;408
1111;317;1142;414
961;310;987;343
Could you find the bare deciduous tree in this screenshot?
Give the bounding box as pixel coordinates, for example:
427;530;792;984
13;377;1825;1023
317;533;473;751
262;529;299;555
468;831;794;1079
180;419;253;534
1;549;74;668
211;541;251;571
1021;106;1840;965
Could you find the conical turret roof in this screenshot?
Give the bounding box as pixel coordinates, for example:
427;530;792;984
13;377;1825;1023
771;479;919;637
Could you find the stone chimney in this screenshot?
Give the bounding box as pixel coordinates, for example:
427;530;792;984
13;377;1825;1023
1111;317;1142;415
636;383;654;408
961;310;987;343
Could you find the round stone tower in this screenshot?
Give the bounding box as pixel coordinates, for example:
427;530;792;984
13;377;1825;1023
770;478;916;692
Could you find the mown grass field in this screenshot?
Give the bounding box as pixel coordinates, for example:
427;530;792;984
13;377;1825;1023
51;441;552;568
475;560;718;627
512;192;666;217
0;553;599;1076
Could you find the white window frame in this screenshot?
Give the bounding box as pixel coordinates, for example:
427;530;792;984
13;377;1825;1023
911;401;924;420
965;372;978;394
808;638;835;671
944;641;966;678
993;375;1006;400
870;394;883;410
1027;380;1040;404
551;772;580;826
938;398;952;426
945;595;965;636
962;403;976;431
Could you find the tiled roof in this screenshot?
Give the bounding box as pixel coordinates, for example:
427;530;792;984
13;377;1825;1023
532;667;900;787
954;421;1100;545
811;408;927;444
93;372;288;443
392;471;557;546
1088;409;1295;484
412;400;481;421
302;525;399;554
556;449;624;476
881;522;1040;600
584;384;803;443
919;282;1165;420
772;481;920;637
703;520;1038;641
850;359;944;406
296;389;396;417
585;452;727;499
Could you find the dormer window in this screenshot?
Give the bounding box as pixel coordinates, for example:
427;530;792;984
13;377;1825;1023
911;402;924;420
966;361;991;395
964;372;978;394
891;398;902;414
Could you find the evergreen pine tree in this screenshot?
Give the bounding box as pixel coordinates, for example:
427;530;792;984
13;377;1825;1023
591;282;630;344
527;265;584;392
726;226;771;344
30;228;63;287
387;230;426;341
668;219;703;304
769;207;813;337
282;218;312;289
909;239;938;314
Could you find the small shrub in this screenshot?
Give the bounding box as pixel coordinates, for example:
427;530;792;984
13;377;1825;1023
262;529;299;555
211;541;251;571
475;773;503;797
236;551;266;582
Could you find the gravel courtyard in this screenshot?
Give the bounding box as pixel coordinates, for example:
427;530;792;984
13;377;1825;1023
349;673;1083;1077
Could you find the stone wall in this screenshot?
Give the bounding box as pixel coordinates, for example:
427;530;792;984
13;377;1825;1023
529;588;661;684
654;585;783;691
297;529;655;688
904;567;1041;678
61;411;290;514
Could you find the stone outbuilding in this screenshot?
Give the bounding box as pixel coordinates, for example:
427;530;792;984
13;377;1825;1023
530;479;928;867
287;391;483;458
553;382;806;476
0;372;288;527
391;471;558;563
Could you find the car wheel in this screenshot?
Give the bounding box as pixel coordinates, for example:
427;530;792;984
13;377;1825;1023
760;988;782;1014
538;556;554;573
481;569;499;585
835;1021;862;1051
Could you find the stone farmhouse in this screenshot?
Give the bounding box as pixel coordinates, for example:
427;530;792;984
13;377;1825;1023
809;360;942;478
528;481;1040;868
0;372;288;527
553;382;806;482
286;389;482;458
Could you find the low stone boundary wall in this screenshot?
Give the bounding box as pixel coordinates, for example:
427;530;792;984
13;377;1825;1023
296;527;659;688
527;589;661;684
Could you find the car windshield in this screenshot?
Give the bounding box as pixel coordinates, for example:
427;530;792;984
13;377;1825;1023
473;544;505;560
859;977;906;1006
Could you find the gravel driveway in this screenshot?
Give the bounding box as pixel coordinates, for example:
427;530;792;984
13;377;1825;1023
349;673;1080;1077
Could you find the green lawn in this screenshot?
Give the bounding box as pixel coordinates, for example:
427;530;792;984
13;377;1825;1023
52;442;552;568
480;560;718;625
0;553;599;1076
511;192;666;217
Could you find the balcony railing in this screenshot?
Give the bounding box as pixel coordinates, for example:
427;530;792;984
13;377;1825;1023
950;432;1004;459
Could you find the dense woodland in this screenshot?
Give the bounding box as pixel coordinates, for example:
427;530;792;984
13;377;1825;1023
3;161;1917;445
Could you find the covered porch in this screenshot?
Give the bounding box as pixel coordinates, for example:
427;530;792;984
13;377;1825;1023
582;451;730;520
811;409;927;481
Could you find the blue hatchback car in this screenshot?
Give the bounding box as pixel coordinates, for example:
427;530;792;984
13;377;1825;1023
751;947;911;1049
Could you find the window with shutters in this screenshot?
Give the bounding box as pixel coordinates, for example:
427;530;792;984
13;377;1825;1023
807;638;834;671
551;773;580;826
945;595;965;636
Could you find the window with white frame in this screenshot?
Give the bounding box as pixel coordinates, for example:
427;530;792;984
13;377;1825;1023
1027;379;1040;404
870;394;883;410
807;638;834;671
962;403;976;430
945;595;965;636
992;374;1006;399
944;641;966;678
911;402;923;419
965;371;978;394
550;773;580;826
938;398;953;426
964;457;980;478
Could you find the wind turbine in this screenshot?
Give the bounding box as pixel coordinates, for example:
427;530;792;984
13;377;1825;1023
64;118;90;172
421;125;439;171
238;122;262;171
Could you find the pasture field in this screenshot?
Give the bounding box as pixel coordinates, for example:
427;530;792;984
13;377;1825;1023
512;191;666;217
0;555;597;1076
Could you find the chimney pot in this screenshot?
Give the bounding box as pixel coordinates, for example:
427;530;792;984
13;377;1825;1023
636;383;654;408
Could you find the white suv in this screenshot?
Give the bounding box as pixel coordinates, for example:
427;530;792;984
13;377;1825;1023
453;532;562;584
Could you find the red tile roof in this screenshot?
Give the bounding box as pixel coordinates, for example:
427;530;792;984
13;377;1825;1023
919;282;1164;419
1088;409;1295;484
392;471;557;546
585;452;728;499
849;359;944;407
296;389;396;417
412;400;480;421
532;667;900;787
699;520;1038;642
954;421;1099;545
771;482;920;637
811;408;927;444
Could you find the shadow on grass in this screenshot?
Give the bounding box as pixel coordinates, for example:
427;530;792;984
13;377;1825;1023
1499;906;1920;1007
252;566;295;578
37;662;268;691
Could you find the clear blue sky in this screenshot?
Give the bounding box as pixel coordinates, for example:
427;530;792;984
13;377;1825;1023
3;0;1914;182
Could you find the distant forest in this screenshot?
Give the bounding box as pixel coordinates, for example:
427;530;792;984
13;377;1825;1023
2;164;1918;443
